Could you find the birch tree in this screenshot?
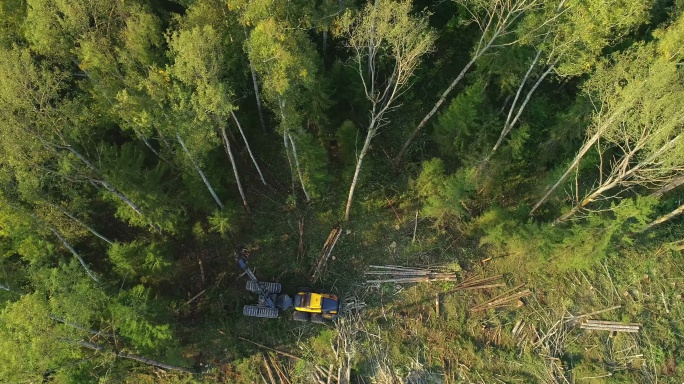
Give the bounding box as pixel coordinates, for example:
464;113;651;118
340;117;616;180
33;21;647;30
246;14;322;201
393;0;542;165
551;45;684;223
532;13;684;215
338;0;435;220
487;0;652;159
0;263;185;382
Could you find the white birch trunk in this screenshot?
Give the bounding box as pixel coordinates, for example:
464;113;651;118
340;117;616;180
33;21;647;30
650;175;684;198
52;205;113;245
287;132;311;202
529;113;622;215
490;62;556;156
554;134;682;224
220;125;250;212
175;132;224;209
642;203;684;232
250;68;267;134
49;228;99;283
488;50;543;158
244;28;268;134
231;110;266;185
344;123;376;221
63;145;160;232
393;32;500;165
283;130;296;193
77;341;194;373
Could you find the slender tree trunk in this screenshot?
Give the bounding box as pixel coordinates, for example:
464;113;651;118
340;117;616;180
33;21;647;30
287;133;311;202
49;228;99;283
278;98;297;194
77;341;195;373
158;130;174;153
283;130;296;194
553;134;682;224
552;181;615;225
175;132;224;209
250;68;267;135
244;28;268;134
50;316;115;338
345;123;376;221
134;128;161;158
61;145;161;232
529;114;620;215
220;126;250;213
650;175;684;198
51;204;113;245
488;51;545;158
230;110;266;185
0;282;23;295
91;179;162;233
75;61;163;161
642;203;684;232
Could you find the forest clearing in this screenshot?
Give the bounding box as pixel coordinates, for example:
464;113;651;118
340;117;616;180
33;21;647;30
0;0;683;382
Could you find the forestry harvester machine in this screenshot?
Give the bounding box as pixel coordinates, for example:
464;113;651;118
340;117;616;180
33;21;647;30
236;246;340;323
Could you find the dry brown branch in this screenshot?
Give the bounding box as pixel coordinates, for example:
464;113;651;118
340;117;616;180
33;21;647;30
263;354;278;384
568;305;621;322
298;217;305;261
270;354;291;384
470;286;531;312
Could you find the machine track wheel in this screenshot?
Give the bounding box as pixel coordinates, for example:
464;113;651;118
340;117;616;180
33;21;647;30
243;305;279;318
246;280;282;294
310;313;326;324
293;311;311;322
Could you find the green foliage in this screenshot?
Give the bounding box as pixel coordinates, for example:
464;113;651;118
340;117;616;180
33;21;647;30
433;78;490;157
99;143;186;234
208;207;238;236
108;240;173;281
0;1;683;382
291;131;332;199
112;285;174;351
335;120;358;165
413;158;476;226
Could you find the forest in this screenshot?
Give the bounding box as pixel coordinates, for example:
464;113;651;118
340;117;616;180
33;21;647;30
0;0;683;382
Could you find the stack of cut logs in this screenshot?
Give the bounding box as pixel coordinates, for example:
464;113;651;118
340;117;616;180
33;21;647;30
365;265;459;284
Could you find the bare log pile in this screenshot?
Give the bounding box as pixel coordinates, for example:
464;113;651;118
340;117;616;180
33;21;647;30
309;225;342;282
470;284;531;312
580;320;641;333
365;265;459;284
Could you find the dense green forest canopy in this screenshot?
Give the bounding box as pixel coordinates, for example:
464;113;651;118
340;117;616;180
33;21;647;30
0;0;683;382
